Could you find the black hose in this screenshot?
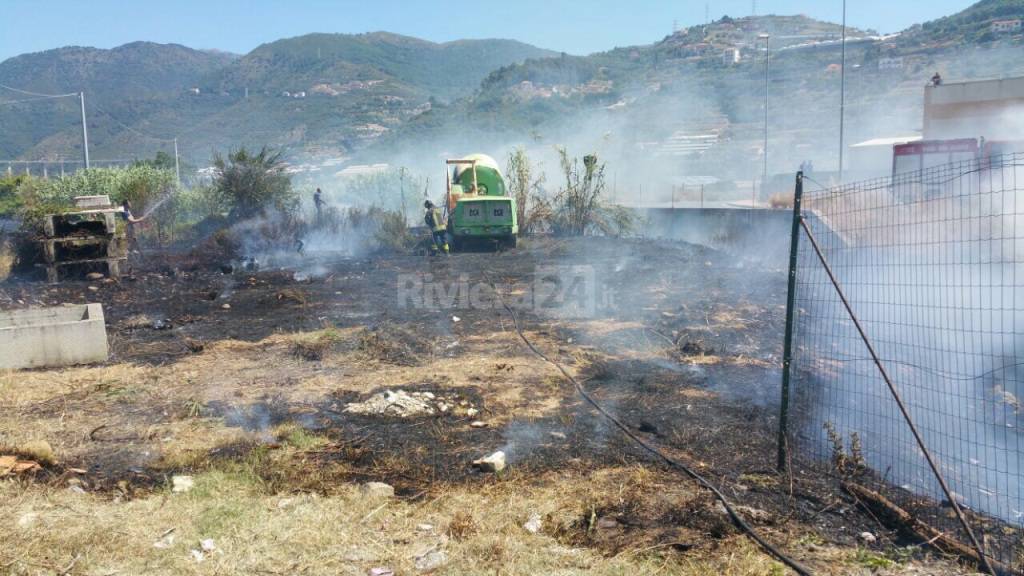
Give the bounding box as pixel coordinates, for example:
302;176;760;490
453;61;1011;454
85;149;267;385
488;279;814;576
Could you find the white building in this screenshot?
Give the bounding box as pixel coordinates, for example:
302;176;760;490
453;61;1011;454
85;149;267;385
991;19;1022;34
878;57;904;71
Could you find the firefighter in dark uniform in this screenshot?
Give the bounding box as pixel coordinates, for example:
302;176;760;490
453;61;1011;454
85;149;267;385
424;200;449;255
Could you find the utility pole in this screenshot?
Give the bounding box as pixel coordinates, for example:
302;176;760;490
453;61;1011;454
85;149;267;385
79;92;90;170
839;0;847;182
760;34;770;204
173;138;181;184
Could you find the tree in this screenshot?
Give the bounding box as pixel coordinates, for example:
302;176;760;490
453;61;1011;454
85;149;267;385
211;147;296;221
133;151;176;171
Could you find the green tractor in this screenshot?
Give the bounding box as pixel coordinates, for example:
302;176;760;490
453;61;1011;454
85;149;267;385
444;154;518;250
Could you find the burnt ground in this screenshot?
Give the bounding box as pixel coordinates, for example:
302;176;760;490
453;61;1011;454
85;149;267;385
0;236;975;573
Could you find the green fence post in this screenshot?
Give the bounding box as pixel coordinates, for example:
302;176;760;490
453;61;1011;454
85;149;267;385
777;171;804;472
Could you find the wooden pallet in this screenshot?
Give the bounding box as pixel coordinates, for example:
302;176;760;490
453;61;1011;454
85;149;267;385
39;236;127;264
37;257;126;283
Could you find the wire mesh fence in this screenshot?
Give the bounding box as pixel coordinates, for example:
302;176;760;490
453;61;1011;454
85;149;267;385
785;153;1024;573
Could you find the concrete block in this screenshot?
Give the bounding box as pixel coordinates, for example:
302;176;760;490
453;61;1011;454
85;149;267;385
73;195;112;209
0;304;109;369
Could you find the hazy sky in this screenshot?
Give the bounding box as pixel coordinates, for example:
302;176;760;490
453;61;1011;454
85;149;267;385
1;0;977;62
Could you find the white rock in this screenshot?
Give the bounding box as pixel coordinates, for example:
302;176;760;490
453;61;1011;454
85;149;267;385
369;569;395;576
171;475;194;493
86;272;104;280
416;523;434;532
17;512;38;529
451;316;460;323
415;549;447;572
465;408;479;417
221;303;231;310
190;549;204;563
472;451;506;473
859;531;877;544
469;421;487;428
523;513;542;534
360;481;395;499
345;390;435;417
200;538;216;552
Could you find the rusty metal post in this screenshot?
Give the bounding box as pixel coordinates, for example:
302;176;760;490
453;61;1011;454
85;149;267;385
777;171;803;472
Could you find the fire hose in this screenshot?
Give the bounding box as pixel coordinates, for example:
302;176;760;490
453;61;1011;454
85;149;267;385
486;278;814;576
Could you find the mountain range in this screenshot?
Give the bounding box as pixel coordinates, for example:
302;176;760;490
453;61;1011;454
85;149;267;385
1;0;1023;177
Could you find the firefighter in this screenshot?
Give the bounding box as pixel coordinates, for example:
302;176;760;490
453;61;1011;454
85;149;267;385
424;200;449;255
120;199;148;255
313;187;326;226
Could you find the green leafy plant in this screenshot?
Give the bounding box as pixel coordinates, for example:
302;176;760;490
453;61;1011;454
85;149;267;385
211;147;296;221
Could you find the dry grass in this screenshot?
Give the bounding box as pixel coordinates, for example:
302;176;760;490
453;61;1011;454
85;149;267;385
0;301;970;575
13;440;57;465
0;460;969;575
0;242;13;282
289;327;344;361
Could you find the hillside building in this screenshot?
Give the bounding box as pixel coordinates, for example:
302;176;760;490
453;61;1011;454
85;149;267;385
878;57;904;71
923;75;1024;140
991;19;1021;34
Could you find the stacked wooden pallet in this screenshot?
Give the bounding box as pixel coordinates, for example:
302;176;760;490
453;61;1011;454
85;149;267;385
37;196;127;283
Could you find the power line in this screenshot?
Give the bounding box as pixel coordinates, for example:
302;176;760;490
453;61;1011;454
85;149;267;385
89;101;176;143
0;94;78;106
0;83;77;98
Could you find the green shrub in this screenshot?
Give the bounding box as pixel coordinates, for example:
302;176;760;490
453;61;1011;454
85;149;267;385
210;147;296;221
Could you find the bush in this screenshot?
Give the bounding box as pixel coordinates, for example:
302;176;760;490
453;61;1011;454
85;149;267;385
12;166;178;236
370;207;415;252
548;148;636;237
17;166;175;211
505;147;547;234
211;147;296;221
0;175;29;217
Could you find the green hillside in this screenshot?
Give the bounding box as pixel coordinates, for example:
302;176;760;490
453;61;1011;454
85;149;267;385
3;1;1023;174
376;4;1024;180
899;0;1024;45
0;33;554;165
213;32;555;101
